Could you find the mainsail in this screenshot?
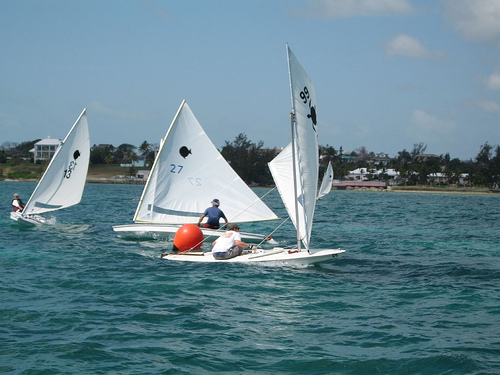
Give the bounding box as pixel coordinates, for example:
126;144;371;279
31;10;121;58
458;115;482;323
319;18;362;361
317;162;333;199
133;100;278;225
269;44;318;251
23;109;90;216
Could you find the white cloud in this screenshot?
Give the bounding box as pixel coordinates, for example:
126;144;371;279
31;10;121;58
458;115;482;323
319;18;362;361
297;0;414;18
485;72;500;90
444;0;500;45
385;34;446;59
410;109;456;138
477;100;500;114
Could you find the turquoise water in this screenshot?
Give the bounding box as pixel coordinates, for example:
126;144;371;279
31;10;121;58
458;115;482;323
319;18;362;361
1;181;499;374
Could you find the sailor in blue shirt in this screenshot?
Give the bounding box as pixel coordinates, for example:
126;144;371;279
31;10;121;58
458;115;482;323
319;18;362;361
197;199;228;229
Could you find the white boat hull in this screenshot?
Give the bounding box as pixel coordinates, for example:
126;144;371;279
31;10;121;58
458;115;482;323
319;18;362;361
162;248;345;265
112;223;276;244
10;211;46;226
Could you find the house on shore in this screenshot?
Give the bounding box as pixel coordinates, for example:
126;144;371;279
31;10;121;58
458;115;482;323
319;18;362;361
30;137;61;163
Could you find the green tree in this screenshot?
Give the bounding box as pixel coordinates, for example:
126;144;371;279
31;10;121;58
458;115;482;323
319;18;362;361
128;165;138;178
394;149;412;185
139;140;155;167
473;142;493;186
491;146;500;188
139;141;150;155
90;144;115;165
0;149;7;163
114;143;137;164
3;140;40;160
124;151;138;164
319;145;337;177
221;133;276;185
411;142;427;159
471;142;500;187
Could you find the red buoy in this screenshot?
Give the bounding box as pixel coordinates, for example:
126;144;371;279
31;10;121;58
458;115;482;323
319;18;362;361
173;224;204;251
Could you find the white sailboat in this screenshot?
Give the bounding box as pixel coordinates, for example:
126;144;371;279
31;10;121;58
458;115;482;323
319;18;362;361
10;109;90;226
317;161;334;199
112;100;279;243
165;44;345;265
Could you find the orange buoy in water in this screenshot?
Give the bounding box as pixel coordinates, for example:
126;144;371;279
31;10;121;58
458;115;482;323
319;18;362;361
173;224;204;251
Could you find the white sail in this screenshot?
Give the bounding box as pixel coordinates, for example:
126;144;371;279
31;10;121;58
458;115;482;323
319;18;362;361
133;100;278;225
317;162;333;199
268;142;297;226
23;109;90;216
269;44;318;251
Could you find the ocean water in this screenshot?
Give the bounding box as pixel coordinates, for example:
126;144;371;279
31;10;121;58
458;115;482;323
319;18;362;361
1;181;499;375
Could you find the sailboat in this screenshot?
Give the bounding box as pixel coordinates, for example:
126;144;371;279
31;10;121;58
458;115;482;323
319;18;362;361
317;161;334;199
112;100;279;243
164;44;345;264
10;109;90;226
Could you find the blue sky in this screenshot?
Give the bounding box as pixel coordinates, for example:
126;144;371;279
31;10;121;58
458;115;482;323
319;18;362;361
1;0;499;160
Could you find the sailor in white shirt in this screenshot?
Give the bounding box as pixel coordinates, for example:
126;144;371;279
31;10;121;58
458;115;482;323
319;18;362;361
211;223;250;260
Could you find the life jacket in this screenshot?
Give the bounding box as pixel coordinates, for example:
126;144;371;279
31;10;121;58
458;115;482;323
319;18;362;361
12;199;24;212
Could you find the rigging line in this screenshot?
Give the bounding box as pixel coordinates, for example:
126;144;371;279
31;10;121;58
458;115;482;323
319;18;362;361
255;217;290;248
258;186;277;200
226;186;278;223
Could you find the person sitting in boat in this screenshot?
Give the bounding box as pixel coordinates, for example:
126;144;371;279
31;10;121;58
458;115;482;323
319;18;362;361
197;198;228;229
211;223;250;260
12;193;25;213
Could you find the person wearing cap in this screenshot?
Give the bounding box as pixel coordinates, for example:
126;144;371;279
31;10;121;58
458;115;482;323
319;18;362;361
211;223;250;260
12;193;25;213
197;198;228;229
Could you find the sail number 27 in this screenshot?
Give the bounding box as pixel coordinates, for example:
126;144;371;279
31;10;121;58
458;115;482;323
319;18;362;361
170;164;183;173
170;164;201;186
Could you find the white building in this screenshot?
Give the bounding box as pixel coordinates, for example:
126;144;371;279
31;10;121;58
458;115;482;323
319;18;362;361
348;168;400;181
30;137;61;163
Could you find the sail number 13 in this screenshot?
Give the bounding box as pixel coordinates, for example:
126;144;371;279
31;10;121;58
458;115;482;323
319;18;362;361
63;161;77;179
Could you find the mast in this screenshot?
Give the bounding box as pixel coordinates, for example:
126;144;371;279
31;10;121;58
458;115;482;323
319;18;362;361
290;112;301;252
287;43;302;252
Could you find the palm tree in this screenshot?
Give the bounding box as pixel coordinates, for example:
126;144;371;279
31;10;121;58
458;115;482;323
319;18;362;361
139;141;150;156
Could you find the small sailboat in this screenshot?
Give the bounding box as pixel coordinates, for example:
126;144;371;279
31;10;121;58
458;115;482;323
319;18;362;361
317;161;334;199
165;44;345;265
10;109;90;226
112;100;279;243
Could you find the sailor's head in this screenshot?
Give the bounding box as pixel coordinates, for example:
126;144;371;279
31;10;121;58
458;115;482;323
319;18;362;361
13;193;20;198
211;199;220;206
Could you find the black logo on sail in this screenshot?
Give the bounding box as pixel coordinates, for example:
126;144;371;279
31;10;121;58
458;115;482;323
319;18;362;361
179;146;192;159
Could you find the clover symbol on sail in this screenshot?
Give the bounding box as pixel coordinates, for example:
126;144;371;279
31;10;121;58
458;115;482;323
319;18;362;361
73;150;81;160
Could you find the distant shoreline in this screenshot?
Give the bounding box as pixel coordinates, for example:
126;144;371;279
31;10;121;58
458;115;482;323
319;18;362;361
388;186;495;194
4;178;499;194
86;177;146;184
2;177;146;185
333;185;497;194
